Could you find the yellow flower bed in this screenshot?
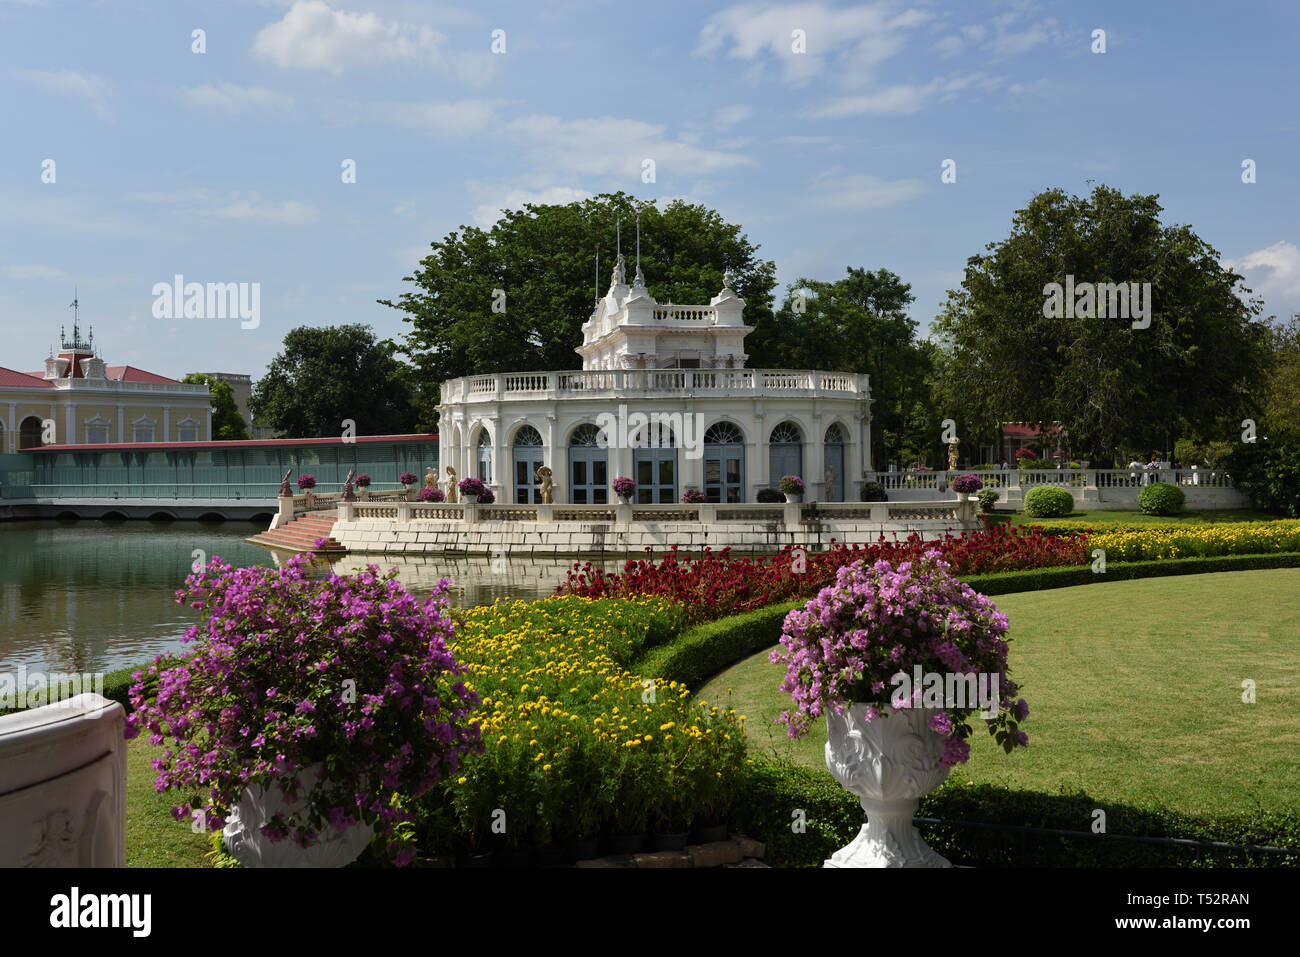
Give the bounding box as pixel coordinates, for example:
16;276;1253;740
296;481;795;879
1090;520;1300;561
419;595;746;849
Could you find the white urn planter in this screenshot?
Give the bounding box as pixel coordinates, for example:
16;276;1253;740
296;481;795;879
784;492;803;504
463;493;479;505
222;765;373;868
823;704;952;868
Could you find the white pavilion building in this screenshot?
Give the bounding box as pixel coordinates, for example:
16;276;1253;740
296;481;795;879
436;255;872;505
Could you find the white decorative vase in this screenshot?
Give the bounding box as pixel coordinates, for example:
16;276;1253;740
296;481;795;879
824;704;952;868
222;765;374;868
463;493;479;505
617;494;632;505
784;492;802;504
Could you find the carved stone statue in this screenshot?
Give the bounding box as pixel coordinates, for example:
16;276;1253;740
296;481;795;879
445;465;458;504
722;266;734;291
611;253;626;287
947;438;960;471
536;465;553;504
341;469;356;503
279;469;292;498
424;467;437;488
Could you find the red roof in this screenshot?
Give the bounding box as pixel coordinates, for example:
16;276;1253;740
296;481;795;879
1001;422;1063;438
105;365;181;384
0;366;53;388
25;433;439;453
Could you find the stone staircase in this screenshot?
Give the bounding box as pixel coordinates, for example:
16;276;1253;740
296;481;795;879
246;513;346;554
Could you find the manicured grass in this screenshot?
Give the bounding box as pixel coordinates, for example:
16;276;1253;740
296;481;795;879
1005;508;1272;528
697;567;1300;818
125;737;214;867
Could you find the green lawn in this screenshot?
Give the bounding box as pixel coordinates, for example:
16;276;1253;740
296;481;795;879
126;738;215;867
698;567;1300;818
1005;508;1273;528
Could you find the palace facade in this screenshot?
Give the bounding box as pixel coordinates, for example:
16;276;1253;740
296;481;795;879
0;323;212;453
436;257;872;505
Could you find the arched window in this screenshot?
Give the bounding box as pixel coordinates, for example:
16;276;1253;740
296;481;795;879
633;420;678;504
18;415;44;449
476;429;493;484
568;423;608;504
704;421;745;503
823;423;845;502
512;424;545;504
768;421;803;489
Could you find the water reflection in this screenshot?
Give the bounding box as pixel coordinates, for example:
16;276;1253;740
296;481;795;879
0;520;628;673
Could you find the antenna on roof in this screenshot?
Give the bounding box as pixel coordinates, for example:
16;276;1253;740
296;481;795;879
68;286;81;347
616;215;621;260
595;247;600;304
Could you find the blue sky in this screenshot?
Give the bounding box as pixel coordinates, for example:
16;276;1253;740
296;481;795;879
2;0;1298;380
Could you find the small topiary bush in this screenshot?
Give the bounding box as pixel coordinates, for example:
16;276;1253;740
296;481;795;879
1138;481;1186;516
1023;485;1074;518
756;487;784;503
860;481;887;502
976;488;1000;513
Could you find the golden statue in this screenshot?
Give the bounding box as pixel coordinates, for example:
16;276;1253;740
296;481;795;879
536;465;554;504
947;437;960;471
445;465;458;503
424;467;437;488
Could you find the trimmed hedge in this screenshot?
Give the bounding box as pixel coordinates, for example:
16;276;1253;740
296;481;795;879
1023;485;1074;517
1138;481;1186;515
736;759;1300;868
963;551;1300;595
633;599;803;689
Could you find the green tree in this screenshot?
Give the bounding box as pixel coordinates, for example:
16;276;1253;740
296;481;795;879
182;374;249;441
380;192;777;428
748;267;935;468
249;325;417;438
933;185;1271;466
1262;313;1300;438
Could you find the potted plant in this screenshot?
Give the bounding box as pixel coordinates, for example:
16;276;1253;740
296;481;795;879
681;488;706;504
756;487;784;504
124;554;483;868
860;481;888;502
418;485;446;503
612;476;636;504
355;473;371;501
476;488;495;505
779;475;805;503
950;473;984;501
297;473;316;509
399;471;417;501
771;552;1029;867
458;477;487;504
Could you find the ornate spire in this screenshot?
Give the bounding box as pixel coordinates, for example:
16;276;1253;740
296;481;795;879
722;267;734;291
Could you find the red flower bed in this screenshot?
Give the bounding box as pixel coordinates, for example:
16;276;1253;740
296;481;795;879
559;525;1088;623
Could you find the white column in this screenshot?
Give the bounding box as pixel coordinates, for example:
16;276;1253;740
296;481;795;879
117;404;124;443
205;407;212;441
163;407;170;442
65;403;75;445
6;403;14;453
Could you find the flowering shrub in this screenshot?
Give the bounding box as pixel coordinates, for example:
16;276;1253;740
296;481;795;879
756;488;785;503
297;474;316;491
477;488;495;504
355;474;371;488
770;553;1029;767
560;525;1088;623
458;477;487;498
612;476;636;498
418;486;445;502
779;475;806;495
417;596;744;850
682;488;707;504
1015;448;1037;462
951;473;984;494
124;555;482;866
399;472;417;486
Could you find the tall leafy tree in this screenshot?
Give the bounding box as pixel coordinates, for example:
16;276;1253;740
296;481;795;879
748;267;934;468
249;324;417;438
380;192;776;428
933;185;1271;466
182;374;249;441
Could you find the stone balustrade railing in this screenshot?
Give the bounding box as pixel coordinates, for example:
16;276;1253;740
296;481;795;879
340;498;971;526
864;468;1236;491
440;369;870;403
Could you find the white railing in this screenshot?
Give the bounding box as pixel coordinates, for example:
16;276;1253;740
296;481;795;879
42;379;209;394
652;305;716;323
864;469;1237;492
441;369;868;402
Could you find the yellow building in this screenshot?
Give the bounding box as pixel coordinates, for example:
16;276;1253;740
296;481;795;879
0;324;212;452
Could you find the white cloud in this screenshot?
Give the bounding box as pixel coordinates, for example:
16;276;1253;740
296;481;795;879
696;2;930;86
715;104;754;127
253;0;444;75
1227;241;1300;305
13;68;112;118
2;264;72;280
470;186;593;227
808;170;928;210
132;189;319;226
809;73;1002;118
178;83;295;114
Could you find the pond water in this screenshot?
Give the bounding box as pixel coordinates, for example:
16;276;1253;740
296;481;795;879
0;520;629;674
